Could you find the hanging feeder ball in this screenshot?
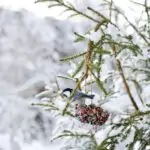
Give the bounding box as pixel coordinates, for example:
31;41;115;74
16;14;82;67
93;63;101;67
75;104;109;125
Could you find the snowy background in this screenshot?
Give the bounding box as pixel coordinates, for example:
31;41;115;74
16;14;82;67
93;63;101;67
0;0;150;150
0;6;90;150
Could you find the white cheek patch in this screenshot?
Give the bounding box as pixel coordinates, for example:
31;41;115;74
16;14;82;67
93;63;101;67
63;91;71;97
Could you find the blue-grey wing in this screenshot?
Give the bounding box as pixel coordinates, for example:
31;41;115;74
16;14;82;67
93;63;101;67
73;91;81;100
73;91;87;101
73;91;95;101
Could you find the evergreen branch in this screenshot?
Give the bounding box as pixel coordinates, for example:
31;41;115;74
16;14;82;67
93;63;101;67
91;71;108;96
31;103;59;111
48;3;62;8
131;79;145;105
55;78;60;91
83;80;95;86
94;49;111;54
133;68;150;73
130;110;150;118
65;1;75;8
57;75;75;81
60;51;86;61
145;0;150;27
103;109;150;149
87;7;110;21
35;0;62;3
35;0;50;2
109;0;113;20
51;130;94;141
32;102;74;117
91;63;101;72
68;13;80;19
128;128;142;150
36;0;100;23
65;111;75;117
131;1;145;7
87;6;118;28
71;60;85;78
146;104;150;107
58;2;100;23
59;8;73;15
74;32;85;42
94;20;108;31
98;134;121;150
115;8;150;46
117;59;139;111
97;54;102;78
52;130;98;149
104;38;142;56
84;41;94;79
112;45;139;111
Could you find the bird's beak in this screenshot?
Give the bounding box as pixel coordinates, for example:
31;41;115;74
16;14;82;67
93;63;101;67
59;91;64;97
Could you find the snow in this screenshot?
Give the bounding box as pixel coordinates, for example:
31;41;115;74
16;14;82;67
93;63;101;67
0;0;149;149
0;7;89;150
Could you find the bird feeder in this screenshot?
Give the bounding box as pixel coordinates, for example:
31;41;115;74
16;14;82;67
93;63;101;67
75;104;109;126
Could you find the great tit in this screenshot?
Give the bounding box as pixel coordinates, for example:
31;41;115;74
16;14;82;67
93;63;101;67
61;88;95;105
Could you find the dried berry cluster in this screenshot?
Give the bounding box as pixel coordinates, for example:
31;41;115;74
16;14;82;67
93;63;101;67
75;104;109;125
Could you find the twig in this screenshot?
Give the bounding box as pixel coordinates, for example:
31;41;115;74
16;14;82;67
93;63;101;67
59;1;100;23
115;8;150;46
112;46;139;111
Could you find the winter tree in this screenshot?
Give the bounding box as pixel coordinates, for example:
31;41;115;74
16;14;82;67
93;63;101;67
34;0;150;150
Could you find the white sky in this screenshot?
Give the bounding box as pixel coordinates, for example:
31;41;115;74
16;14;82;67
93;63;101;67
0;0;146;20
0;0;66;19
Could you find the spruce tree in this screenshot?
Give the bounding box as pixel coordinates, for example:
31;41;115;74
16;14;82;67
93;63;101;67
33;0;150;149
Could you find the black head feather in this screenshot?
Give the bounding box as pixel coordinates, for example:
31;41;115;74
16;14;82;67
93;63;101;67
63;88;73;93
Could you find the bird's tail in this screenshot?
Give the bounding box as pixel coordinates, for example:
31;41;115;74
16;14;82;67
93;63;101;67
86;94;95;99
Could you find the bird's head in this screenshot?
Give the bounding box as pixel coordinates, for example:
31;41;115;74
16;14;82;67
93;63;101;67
60;88;73;98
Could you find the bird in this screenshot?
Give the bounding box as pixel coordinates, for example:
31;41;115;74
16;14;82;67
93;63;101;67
61;88;95;105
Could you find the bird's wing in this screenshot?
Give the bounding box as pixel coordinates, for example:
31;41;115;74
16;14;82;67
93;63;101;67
73;91;87;100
